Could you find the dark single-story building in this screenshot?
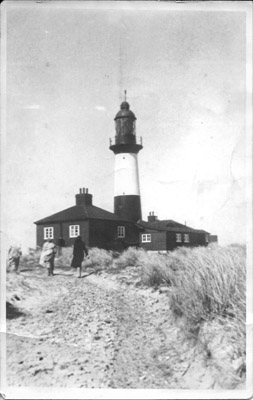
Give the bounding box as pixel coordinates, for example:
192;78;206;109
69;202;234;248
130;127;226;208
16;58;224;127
34;188;140;251
137;212;209;252
34;188;212;251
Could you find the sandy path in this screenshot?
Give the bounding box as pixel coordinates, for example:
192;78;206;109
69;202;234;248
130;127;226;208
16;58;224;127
6;267;235;389
7;269;179;388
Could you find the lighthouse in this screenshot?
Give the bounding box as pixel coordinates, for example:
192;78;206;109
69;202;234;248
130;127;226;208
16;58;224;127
109;92;143;222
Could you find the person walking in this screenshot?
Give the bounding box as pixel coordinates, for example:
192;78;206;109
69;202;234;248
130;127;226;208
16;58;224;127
7;245;22;273
40;239;56;276
71;236;88;278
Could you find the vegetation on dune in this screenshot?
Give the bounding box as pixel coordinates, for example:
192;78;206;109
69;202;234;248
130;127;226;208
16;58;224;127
85;243;246;387
114;246;146;269
87;247;114;270
138;243;246;387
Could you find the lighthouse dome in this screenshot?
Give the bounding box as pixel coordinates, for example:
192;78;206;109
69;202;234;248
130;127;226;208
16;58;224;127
114;101;136;120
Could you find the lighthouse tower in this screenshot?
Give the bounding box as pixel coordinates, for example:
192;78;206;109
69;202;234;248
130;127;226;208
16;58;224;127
109;92;143;222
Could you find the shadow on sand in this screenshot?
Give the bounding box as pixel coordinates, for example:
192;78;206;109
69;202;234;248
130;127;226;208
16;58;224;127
6;302;25;320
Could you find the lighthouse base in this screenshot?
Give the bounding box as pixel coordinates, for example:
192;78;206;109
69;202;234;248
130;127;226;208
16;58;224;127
114;195;142;222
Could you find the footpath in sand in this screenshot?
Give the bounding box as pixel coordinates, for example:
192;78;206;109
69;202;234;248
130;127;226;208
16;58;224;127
6;266;230;389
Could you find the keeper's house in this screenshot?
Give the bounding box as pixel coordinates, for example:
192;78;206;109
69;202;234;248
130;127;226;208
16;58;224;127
34;188;210;251
34;188;140;251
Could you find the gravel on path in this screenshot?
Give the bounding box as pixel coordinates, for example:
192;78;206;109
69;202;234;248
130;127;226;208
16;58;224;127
6;267;229;389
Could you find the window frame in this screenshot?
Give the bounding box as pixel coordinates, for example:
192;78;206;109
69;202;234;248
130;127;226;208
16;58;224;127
117;226;125;238
44;227;54;239
184;233;190;243
176;233;182;243
69;224;80;238
142;234;151;243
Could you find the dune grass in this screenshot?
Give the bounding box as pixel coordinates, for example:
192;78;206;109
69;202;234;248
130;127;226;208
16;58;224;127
141;244;246;387
167;244;246;325
108;243;246;386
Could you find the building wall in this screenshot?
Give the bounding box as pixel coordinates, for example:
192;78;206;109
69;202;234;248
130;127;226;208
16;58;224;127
166;232;178;251
139;231;167;251
36;220;208;251
209;235;218;243
189;232;207;247
36;223;61;248
36;219;140;250
166;232;207;250
89;219;140;250
167;231;208;249
36;220;90;248
61;220;89;247
139;230;208;252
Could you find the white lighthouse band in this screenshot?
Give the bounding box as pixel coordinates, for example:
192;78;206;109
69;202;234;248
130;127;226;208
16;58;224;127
114;153;141;197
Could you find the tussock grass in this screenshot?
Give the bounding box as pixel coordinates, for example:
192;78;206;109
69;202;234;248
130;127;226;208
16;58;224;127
139;244;246;387
140;252;173;287
19;247;41;270
54;247;73;268
168;244;246;324
87;247;114;270
114;247;145;269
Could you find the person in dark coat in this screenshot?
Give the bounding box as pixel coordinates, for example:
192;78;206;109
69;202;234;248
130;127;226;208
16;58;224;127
71;236;88;278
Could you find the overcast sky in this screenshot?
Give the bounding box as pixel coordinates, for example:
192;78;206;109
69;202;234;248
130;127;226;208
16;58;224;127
1;1;252;251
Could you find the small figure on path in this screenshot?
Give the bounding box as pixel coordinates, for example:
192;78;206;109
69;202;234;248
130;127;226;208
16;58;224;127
7;245;22;273
40;239;57;276
71;236;88;278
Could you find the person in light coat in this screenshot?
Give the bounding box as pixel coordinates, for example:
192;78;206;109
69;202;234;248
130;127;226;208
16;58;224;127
40;239;56;276
7;245;22;273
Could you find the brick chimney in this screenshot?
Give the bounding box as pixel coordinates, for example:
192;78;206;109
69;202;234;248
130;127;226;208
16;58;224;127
148;211;157;223
75;188;92;206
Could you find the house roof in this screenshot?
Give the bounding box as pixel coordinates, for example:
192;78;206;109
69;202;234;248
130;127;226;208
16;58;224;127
34;204;209;235
137;219;209;234
34;204;129;224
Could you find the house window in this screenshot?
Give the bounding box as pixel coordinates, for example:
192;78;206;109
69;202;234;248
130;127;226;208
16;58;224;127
176;233;182;243
142;234;151;243
205;234;209;243
44;227;54;239
69;225;80;238
184;234;190;243
117;226;125;238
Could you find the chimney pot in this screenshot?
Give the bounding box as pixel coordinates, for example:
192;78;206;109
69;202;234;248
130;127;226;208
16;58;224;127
86;188;88;194
82;187;85;193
